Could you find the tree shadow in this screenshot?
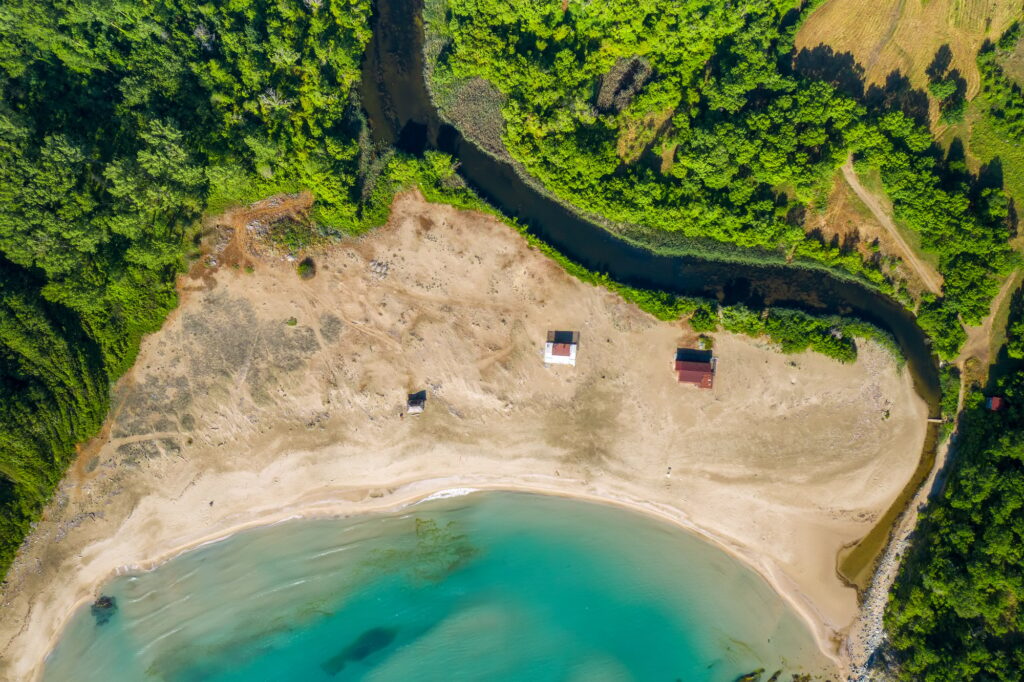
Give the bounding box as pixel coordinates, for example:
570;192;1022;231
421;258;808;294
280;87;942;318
978;157;1005;192
866;70;931;126
926;44;954;82
925;45;968;123
792;45;934;126
792;45;866;99
785;203;807;227
938;137;971;189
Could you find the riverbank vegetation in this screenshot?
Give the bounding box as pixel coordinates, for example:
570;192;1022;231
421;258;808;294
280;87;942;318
425;0;1017;360
884;333;1024;679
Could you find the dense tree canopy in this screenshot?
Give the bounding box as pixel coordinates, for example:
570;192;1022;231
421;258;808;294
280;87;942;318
0;0;378;576
886;362;1024;680
427;0;1016;359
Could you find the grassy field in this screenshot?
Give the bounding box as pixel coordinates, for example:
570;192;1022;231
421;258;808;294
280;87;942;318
969;104;1024;207
796;0;1022;117
1001;28;1024;84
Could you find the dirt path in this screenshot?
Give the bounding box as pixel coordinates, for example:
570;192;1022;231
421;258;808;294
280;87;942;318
959;272;1020;367
841;159;944;295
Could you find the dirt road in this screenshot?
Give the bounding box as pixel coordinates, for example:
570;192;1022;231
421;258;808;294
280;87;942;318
841;159;944;295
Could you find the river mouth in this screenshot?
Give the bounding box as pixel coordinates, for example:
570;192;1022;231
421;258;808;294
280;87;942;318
360;0;941;590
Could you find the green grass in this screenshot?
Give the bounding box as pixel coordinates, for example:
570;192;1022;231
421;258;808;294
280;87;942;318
970;110;1024;210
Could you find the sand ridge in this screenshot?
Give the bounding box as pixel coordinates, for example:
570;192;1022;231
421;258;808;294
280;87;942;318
0;192;928;680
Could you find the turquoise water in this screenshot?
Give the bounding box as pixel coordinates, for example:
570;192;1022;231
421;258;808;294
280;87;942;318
42;493;831;681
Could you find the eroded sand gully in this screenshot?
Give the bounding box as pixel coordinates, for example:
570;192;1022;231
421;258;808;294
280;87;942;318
0;192;927;680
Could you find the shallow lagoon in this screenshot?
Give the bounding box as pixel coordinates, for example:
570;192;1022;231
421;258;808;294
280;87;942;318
43;493;830;681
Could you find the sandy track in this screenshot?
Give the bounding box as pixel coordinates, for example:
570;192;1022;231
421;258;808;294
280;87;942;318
841;159;944;295
959;272;1020;367
0;192;928;681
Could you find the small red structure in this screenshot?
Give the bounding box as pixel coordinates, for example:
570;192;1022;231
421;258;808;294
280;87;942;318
674;351;716;389
986;396;1007;411
551;343;573;357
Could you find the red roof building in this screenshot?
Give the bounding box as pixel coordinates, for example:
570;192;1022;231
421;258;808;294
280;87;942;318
678;368;714;388
674;360;711;373
987;396;1007;411
674;359;715;388
673;348;716;388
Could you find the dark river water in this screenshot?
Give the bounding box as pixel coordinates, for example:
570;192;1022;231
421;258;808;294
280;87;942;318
359;0;942;419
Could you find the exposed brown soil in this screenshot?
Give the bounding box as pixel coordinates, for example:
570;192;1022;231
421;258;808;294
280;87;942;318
209;191;315;267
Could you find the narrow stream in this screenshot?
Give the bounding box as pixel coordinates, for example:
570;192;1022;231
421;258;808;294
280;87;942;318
360;0;942;588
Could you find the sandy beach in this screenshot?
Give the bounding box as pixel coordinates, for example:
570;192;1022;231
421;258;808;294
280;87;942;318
0;192;928;680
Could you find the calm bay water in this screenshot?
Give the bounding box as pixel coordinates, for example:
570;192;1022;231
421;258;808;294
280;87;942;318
42;493;831;681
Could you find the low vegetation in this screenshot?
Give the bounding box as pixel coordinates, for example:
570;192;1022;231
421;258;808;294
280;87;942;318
978;24;1024;150
938;364;963;442
972;22;1024;208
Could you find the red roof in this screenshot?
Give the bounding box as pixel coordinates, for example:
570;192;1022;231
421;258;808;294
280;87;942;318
675;360;713;373
551;343;573;357
987;396;1007;411
678;370;714;388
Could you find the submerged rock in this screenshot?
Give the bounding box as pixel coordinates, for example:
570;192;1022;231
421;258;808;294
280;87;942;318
321;626;398;676
90;595;117;626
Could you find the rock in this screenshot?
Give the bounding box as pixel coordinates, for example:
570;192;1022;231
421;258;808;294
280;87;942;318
90;595;117;626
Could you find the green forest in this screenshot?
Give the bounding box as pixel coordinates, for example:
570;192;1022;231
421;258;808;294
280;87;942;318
885;355;1024;680
886;30;1024;676
0;0;391;577
426;0;1018;358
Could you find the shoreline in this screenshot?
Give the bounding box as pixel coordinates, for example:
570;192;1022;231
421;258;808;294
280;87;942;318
0;193;926;681
23;477;845;681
